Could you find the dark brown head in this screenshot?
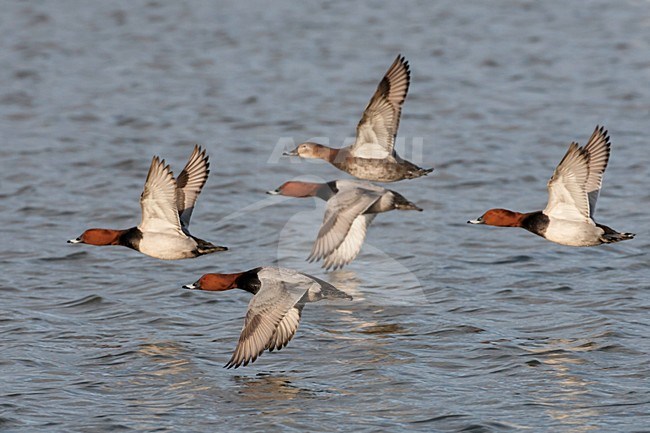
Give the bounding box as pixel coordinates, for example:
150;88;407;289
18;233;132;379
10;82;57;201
67;229;124;246
468;209;525;227
182;273;242;291
266;181;324;198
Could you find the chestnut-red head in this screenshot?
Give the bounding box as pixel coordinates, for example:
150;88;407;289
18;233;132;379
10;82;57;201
266;181;323;198
468;209;525;227
67;229;123;246
183;273;242;291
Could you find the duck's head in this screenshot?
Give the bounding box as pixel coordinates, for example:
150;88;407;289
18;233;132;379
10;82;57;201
284;142;331;159
468;209;522;227
67;228;122;246
266;181;323;198
183;273;240;291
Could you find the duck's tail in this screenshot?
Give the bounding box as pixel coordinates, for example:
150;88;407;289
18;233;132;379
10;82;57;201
304;275;353;300
323;285;353;300
406;166;434;179
193;237;229;255
597;224;635;244
602;232;635;243
392;192;423;211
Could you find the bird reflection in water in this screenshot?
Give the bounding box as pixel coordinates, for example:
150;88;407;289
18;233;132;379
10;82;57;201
231;373;315;402
527;339;603;432
134;341;210;394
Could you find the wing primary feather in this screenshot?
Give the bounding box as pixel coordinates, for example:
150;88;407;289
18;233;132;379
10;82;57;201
176;145;210;229
350;55;411;159
583;125;611;217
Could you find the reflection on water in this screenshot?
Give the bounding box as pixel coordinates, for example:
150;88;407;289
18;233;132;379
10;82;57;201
136;341;192;379
530;346;601;433
232;373;311;402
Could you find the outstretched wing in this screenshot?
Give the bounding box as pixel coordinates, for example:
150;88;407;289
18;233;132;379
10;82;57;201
267;306;303;352
308;188;382;263
224;269;316;369
582;126;611;217
322;214;376;270
349;55;410;159
138;157;184;235
543;142;591;222
176;145;210;230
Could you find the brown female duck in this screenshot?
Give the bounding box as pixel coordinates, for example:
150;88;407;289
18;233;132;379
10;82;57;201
285;55;433;182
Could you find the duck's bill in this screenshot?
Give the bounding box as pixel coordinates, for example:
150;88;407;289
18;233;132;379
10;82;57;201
467;218;484;224
67;237;82;243
266;189;280;195
182;283;198;290
282;148;298;156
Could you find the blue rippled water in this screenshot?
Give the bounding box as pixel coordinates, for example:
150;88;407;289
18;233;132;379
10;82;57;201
1;1;649;432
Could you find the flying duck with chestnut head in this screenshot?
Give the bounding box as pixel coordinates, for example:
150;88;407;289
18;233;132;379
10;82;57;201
268;179;422;270
469;126;635;246
183;267;352;369
68;146;227;259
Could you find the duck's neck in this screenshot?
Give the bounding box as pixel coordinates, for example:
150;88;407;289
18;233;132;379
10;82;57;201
236;268;264;294
326;147;340;163
311;144;339;163
519;211;549;236
502;211;529;227
497;210;547;229
317;182;338;200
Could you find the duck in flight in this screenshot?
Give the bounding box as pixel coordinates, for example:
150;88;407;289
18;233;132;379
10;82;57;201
183;267;352;368
468;126;635;246
68;146;227;259
284;55;433;182
268;179;422;270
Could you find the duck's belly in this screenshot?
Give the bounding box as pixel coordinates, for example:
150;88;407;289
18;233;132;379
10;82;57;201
138;233;197;259
542;219;603;246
